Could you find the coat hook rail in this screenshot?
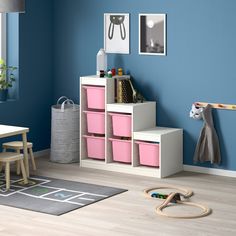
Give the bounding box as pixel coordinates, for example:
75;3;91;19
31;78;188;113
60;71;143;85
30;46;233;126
195;102;236;110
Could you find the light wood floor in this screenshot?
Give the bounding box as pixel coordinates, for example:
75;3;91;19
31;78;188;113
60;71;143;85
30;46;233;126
0;156;236;236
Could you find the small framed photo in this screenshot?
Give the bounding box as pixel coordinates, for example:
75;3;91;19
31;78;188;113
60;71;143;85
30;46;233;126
139;14;166;56
104;13;130;54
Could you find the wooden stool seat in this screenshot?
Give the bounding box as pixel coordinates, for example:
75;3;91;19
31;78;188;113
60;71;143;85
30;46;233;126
0;152;28;190
2;141;36;171
3;141;33;149
0;152;25;162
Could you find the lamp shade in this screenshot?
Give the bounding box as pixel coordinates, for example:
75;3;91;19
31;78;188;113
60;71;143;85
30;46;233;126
0;0;25;13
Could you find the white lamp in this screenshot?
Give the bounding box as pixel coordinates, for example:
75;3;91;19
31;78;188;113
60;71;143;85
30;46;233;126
0;0;25;13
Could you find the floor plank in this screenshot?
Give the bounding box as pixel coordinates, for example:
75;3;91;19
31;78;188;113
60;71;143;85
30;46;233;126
0;156;236;236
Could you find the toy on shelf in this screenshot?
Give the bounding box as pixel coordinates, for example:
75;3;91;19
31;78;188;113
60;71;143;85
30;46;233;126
99;70;105;78
118;68;123;76
107;71;112;78
111;68;116;76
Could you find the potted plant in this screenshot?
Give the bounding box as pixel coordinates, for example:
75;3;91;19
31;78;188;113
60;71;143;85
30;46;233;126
0;59;17;101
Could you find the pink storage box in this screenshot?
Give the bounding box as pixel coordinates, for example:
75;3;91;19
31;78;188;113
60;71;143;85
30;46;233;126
83;86;105;110
109;138;131;163
83;111;105;134
83;135;105;160
135;141;159;167
108;113;132;137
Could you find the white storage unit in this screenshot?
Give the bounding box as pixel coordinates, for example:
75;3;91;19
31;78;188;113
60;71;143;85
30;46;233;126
80;75;183;178
133;127;183;178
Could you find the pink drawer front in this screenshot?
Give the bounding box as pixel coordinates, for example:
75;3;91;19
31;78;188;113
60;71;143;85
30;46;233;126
83;111;105;134
135;141;159;167
83;135;105;160
83;86;105;110
108;113;132;137
109;138;131;163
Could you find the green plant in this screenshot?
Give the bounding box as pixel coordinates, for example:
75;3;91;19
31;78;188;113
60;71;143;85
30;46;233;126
0;58;17;90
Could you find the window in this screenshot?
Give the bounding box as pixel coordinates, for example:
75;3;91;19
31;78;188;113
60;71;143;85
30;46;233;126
0;13;19;101
0;13;6;60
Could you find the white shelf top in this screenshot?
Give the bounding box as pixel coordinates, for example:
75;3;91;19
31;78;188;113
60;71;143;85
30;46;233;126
107;101;155;108
81;75;130;79
107;102;156;113
81;75;130;86
134;127;182;136
81;75;106;79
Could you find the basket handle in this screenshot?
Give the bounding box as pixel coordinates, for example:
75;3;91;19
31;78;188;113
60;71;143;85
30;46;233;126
61;99;76;112
57;96;68;105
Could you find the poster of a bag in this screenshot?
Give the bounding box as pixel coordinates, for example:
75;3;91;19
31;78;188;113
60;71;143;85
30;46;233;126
139;14;166;56
104;13;130;54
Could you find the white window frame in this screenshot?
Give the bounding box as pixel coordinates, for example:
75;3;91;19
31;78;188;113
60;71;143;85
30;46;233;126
0;13;7;61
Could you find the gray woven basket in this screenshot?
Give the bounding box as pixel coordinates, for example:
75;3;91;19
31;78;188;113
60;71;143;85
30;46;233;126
50;97;80;163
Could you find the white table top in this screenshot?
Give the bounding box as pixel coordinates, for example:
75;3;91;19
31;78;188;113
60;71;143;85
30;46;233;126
0;125;29;138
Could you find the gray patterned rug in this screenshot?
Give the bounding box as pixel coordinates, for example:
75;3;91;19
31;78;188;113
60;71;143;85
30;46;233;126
0;174;127;215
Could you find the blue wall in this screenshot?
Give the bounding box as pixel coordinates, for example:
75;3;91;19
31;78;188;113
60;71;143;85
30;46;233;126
1;0;236;171
0;0;53;151
53;0;236;171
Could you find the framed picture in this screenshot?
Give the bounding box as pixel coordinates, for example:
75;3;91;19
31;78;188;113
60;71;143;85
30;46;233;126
104;13;130;54
139;14;166;56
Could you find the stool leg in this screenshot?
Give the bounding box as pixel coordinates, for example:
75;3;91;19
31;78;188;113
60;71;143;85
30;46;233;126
16;161;21;175
29;147;36;171
20;160;28;185
5;162;10;190
0;148;6;172
16;150;21;175
22;133;30;177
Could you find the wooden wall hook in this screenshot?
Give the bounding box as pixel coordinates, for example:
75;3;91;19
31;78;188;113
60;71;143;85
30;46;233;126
195;102;236;110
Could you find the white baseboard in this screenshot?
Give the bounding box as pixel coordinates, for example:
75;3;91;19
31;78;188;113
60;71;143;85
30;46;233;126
183;165;236;178
33;149;236;178
34;149;50;158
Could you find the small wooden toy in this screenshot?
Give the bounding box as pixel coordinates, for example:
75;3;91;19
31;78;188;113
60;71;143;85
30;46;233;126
144;185;211;219
118;68;123;76
151;192;167;199
99;70;105;78
107;71;112;78
151;192;181;203
111;68;116;76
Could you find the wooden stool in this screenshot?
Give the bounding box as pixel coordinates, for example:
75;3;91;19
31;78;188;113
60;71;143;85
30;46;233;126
2;141;36;172
0;152;28;190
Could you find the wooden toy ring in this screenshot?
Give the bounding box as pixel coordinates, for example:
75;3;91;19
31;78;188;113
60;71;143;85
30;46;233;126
144;185;211;219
